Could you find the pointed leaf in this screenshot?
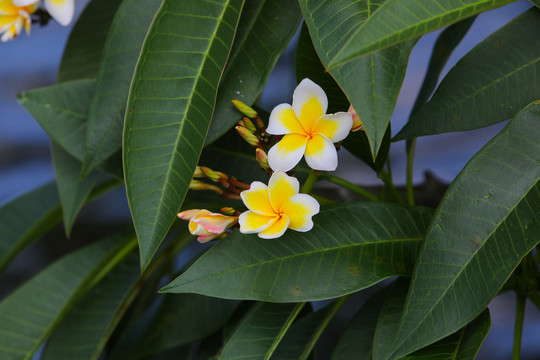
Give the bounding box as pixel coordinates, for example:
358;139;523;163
395;7;540;140
273;298;347;360
329;0;516;67
17;80;123;179
123;0;245;270
206;0;302;145
112;294;239;359
0;234;136;360
162;203;432;302
299;0;416;157
219;302;305;360
295;24;390;172
384;101;540;359
58;0;123;82
41;253;140;360
82;0;162;175
0;183;61;273
51;142;98;237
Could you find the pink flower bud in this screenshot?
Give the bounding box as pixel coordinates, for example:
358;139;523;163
348;105;363;132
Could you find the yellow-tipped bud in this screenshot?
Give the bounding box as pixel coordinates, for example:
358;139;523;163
193;166;205;178
220;207;236;215
242;117;257;133
348;105;364;132
199;166;227;183
255;148;270;172
236;126;260;147
232;100;257;118
189;179;223;194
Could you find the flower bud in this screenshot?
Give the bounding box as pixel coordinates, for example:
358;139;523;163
348;105;363;132
193;166;205;178
236;126;261;148
183;209;238;243
199;166;227;183
232;100;258;119
255;148;270;172
189;179;223;194
242;117;257;133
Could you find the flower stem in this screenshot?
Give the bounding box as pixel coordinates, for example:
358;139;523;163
512;293;526;360
301;170;320;194
311;194;337;205
320;173;379;202
406;138;416;205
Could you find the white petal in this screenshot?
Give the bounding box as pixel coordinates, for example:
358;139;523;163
304;134;338;171
267;133;308;172
45;0;74;26
312;112;353;142
267;103;306;135
292;78;328;132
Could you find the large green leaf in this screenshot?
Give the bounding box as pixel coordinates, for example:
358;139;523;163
0;234;136;360
383;101;540;359
51;142;98;237
82;0;162;175
162;203;432;302
0;183;61;273
299;0;416;158
205;0;302;145
123;0;245;270
328;0;516;67
395;7;540;140
219;302;305;360
295;24;390;173
41;253;140;360
17;80;123;179
58;0;123;82
111;294;239;359
273;299;347;360
532;0;540;8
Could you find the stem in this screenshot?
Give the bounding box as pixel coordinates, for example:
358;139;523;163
311;194;337;205
379;170;404;204
405;138;416;205
301;170;320;194
513;293;526;360
320;173;379;202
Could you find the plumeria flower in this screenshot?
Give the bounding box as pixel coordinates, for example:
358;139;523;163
178;209;238;243
0;0;38;42
266;78;353;172
239;170;319;239
14;0;74;26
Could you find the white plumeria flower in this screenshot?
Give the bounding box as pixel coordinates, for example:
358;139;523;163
0;0;38;42
266;78;353;172
14;0;74;26
239;170;320;239
178;209;238;243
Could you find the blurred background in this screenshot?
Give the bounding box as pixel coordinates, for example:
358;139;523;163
1;0;539;358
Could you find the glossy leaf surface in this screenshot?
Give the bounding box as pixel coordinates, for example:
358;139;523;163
162;203;432;302
82;0;162;175
0;182;60;273
329;0;516;67
123;0;245;270
206;0;302;145
58;0;123;82
384;101;540;359
395;8;540;140
219;302;304;360
41;253;140;360
51;142;98;236
299;0;415;157
0;235;136;360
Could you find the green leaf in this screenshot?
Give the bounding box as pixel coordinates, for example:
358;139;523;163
41;253;141;360
219;302;305;360
295;24;390;173
532;0;540;8
384;101;540;360
299;0;416;158
51;142;98;237
395;7;540;140
58;0;123;82
123;0;245;270
0;234;136;360
205;0;302;145
0;183;61;273
328;0;516;67
162;203;432;302
331;285;393;360
112;294;239;359
273;298;347;360
17;80;123;179
82;0;162;175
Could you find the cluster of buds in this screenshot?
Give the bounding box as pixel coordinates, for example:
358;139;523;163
189;166;250;200
232;100;272;175
178;208;239;243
